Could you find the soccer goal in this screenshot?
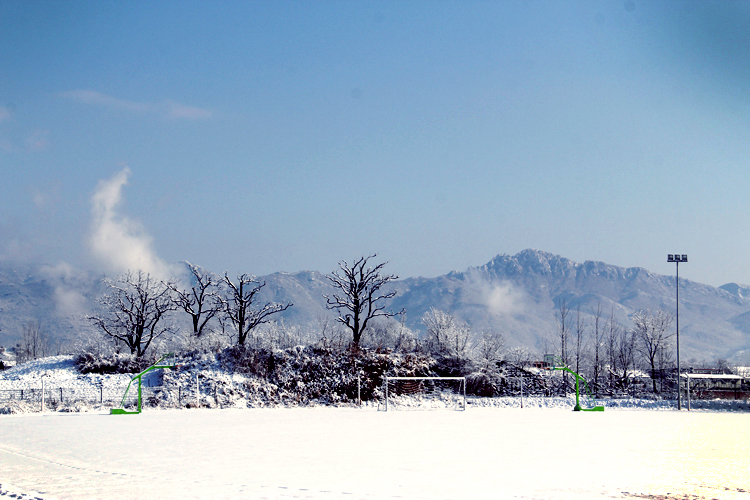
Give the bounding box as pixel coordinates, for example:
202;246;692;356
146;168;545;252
382;376;466;411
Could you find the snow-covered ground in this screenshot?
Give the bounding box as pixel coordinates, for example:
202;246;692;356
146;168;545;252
1;407;748;500
2;357;749;499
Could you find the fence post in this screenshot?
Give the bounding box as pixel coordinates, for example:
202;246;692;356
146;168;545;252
60;387;63;403
41;376;46;412
196;372;200;408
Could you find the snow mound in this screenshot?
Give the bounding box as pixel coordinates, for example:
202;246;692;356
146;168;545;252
0;355;78;381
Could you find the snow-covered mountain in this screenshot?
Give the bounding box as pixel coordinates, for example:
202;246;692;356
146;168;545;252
390;250;750;363
2;250;750;364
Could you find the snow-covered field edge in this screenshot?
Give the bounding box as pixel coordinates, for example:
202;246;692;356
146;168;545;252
2;355;749;414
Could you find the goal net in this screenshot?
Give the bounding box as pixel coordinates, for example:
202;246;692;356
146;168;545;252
382;377;466;411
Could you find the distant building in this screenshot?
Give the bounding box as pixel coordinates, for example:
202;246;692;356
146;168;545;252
683;372;748;400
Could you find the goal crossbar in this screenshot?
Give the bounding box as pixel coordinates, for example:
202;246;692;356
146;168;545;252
383;376;466;411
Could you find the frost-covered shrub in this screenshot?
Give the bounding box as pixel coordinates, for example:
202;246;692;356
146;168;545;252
218;345;274;377
431;353;475;378
491;361;551;396
466;372;495;397
74;352;156;374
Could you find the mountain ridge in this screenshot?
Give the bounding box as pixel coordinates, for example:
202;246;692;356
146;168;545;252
2;250;750;364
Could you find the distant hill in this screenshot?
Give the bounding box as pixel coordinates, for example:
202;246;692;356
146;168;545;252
0;262;104;351
389;250;750;363
2;250;750;364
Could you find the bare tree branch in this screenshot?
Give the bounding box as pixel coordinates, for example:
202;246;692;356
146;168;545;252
221;273;293;346
169;263;222;338
88;270;177;357
323;255;404;345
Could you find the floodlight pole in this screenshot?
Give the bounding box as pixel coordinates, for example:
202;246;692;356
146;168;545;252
667;254;687;410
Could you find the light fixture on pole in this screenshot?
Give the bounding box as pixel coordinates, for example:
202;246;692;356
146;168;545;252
667;254;687;410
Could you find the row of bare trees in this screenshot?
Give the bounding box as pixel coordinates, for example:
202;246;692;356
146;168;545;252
553;299;676;396
88;267;294;357
88;254;405;357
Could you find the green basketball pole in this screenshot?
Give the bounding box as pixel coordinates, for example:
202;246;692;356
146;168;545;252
546;355;604;412
111;353;176;415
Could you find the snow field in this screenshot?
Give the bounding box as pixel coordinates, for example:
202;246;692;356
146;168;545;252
1;407;748;500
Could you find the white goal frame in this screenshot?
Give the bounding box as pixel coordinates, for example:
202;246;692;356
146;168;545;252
382;376;466;411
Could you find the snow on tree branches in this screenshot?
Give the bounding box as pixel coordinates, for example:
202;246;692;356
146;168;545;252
222;273;293;346
88;270;177;357
324;255;404;345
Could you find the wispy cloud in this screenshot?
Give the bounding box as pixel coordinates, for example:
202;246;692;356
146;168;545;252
39;261;92;317
25;129;50;152
89;167;176;279
166;100;213;119
60;90;150;113
61;90;212;120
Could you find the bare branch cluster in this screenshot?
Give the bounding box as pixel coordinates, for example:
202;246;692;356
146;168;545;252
88;270;177;357
422;308;471;358
632;308;674;393
222;273;293;346
323;254;403;345
169;263;222;338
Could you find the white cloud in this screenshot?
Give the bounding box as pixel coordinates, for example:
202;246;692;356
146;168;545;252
60;90;212;120
39;262;92;317
165;100;213;119
484;282;525;316
60;90;150;113
88;167;175;279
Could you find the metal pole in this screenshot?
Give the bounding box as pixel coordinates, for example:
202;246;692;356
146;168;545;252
686;373;691;411
196;372;200;408
384;377;388;412
676;261;681;411
462;378;466;411
520;377;524;408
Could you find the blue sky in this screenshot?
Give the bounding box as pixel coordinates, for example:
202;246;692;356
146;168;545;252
2;1;750;287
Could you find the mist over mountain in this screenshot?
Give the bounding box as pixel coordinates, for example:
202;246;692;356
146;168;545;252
2;250;750;364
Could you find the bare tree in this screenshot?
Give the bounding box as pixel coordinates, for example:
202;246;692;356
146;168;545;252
474;329;505;371
17;319;53;362
632;309;674;394
591;302;604;395
362;317;417;353
573;305;587;376
555;298;571;389
422;308;471;358
324;255;403;345
605;309;636;394
222;273;292;346
88;271;177;357
505;346;533;367
170;263;222;338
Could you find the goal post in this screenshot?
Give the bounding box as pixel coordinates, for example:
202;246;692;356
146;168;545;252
382;376;466;411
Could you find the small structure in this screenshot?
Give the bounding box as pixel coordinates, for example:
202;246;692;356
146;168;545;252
683;372;748;400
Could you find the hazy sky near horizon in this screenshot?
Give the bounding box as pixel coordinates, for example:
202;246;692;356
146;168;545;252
2;1;750;287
